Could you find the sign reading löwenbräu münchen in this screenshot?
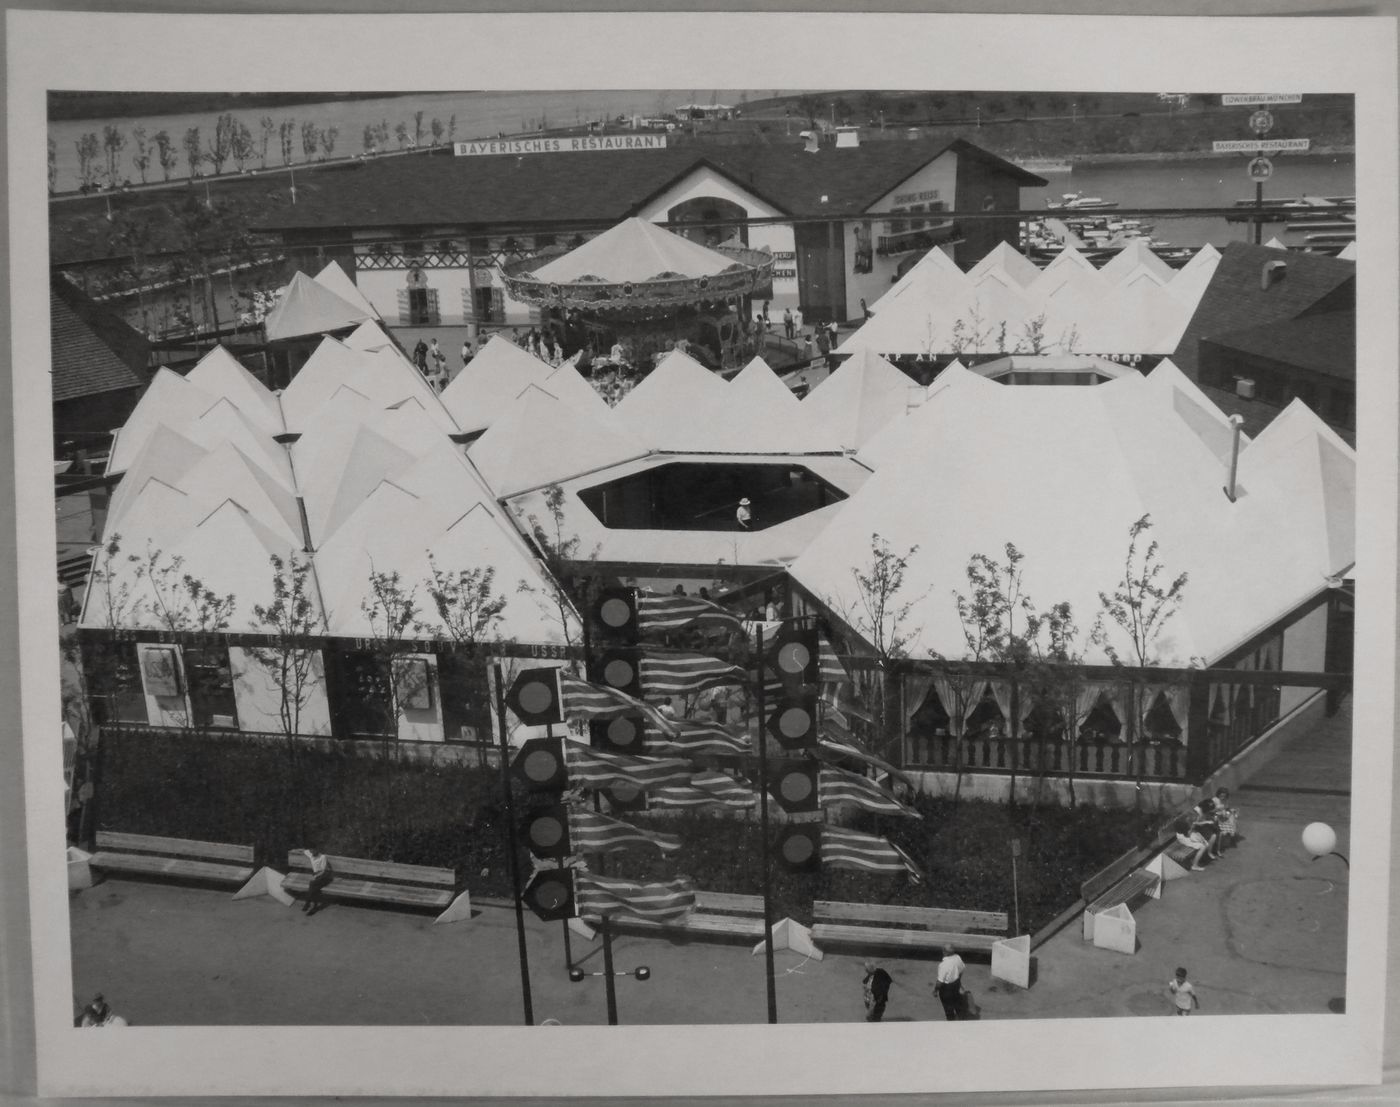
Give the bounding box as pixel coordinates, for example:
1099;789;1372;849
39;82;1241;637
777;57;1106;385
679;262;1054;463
454;134;668;157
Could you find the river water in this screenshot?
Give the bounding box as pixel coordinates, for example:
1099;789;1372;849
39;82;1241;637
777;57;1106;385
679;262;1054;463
47;89;793;193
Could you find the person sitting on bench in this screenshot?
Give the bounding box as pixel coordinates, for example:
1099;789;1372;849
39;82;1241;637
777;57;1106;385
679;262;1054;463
1190;802;1223;860
300;847;332;916
1209;788;1239;851
1174;817;1215;872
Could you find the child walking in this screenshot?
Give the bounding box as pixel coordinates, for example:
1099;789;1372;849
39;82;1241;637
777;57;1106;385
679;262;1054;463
1169;967;1200;1015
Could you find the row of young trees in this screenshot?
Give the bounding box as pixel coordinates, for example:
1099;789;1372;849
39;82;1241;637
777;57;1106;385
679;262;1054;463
55;110;458;193
834;514;1187;807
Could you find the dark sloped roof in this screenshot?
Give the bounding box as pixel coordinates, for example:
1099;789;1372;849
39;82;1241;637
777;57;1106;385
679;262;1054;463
1202;309;1355;381
255;138;1047;232
50;275;149;402
1170;242;1355;379
1199;382;1354;448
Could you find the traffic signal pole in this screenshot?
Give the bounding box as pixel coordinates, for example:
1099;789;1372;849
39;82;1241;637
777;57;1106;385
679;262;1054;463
754;624;779;1024
492;662;535;1026
546;719;574;972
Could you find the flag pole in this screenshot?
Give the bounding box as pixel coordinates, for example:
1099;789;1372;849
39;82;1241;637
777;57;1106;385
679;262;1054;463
754;623;779;1024
601;918;619;1025
493;662;535;1026
546;718;573;972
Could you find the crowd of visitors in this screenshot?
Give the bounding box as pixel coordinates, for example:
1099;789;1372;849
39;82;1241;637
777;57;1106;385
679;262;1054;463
1173;789;1240;871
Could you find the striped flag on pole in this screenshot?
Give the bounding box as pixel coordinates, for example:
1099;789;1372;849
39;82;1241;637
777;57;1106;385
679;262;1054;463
568;809;682;855
818;767;922;819
815;733;916;788
650;769;758;809
637;591;744;635
821;825;923;880
818;635;849;684
640;650;747;698
559;673;679;736
563;740;693;790
647;719;751;759
574;871;696;922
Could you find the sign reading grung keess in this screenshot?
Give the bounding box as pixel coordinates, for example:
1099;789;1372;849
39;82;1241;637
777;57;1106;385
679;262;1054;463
455;135;668;157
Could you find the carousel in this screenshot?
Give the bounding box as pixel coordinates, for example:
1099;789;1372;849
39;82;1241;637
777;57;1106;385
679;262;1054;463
499;217;775;378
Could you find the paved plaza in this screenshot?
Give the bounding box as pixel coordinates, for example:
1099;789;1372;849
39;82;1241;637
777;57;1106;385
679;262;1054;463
69;703;1350;1027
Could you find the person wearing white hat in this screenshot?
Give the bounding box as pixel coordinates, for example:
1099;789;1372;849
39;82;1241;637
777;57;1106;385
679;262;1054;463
736;497;752;529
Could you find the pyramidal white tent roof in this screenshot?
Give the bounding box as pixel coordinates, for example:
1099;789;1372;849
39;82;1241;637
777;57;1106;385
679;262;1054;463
280;335;457;435
314;260;381;320
107;369;219;473
264;271;372;342
106;422;210;526
102;477;199;554
531;217;738;283
966;241;1042;288
616;349;730;448
294;416;417;547
470;383;651;498
802;348;920;451
440;335;554;435
726;357;832;453
1335;241;1357;260
1097;239;1175;285
867;244;966;315
280;338;373;430
861;363;1001;468
175;440;305;548
185;397;295;487
184;346;283;434
344;319;396;352
541;362;613;419
790;370;1354;666
731;356;800;411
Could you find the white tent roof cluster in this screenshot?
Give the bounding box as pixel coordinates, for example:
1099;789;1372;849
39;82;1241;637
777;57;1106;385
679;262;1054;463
86;319;573;643
262;262;379;343
790;359;1354;666
837;241;1222;358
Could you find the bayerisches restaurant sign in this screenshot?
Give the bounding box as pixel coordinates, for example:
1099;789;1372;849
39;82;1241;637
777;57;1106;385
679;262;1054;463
455;135;668;157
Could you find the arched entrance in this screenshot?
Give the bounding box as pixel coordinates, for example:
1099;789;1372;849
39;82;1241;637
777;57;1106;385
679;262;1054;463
668;196;749;247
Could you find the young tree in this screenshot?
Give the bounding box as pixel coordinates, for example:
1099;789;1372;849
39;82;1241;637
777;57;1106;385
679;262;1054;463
300;120;319;162
258;116;275;168
1094;513;1189;800
1022;599;1101;807
132;541;236;634
154;130;178;182
363;124;376;154
522;484;596;650
414;110;425;146
249;552;322;744
279;118;296;165
1058;323;1081;354
102;124;126;186
205;113;235;177
75;132;100;190
430;117;444;145
394;121;410;149
182;126;202;179
1017;313;1048;355
231;119;256;172
319;125;338;159
130;125;150;184
949;301;992;356
447;114;457;143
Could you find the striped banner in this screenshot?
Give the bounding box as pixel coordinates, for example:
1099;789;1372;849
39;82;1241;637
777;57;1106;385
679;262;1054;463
563;740;693;790
647;719;751;759
818;636;849;684
650;769;757;809
568;809;682;855
575;871;696;922
821;825;922;880
816;733;915;788
818;767;922;819
637;591;745;635
640;650;747;698
559;674;679;736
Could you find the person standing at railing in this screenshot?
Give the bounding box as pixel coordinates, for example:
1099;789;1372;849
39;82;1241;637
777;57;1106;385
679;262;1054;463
783;307;794;341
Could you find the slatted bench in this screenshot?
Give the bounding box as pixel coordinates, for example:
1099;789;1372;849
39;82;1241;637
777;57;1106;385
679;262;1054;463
1081;851;1161;942
282;852;457;913
592;891;767;942
810;900;1008;958
88;832;256;888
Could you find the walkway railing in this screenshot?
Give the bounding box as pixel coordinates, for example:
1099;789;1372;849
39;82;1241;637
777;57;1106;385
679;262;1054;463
904;733;1189;781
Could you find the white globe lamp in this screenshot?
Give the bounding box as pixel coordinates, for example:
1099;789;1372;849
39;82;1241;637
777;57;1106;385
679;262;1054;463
1302;822;1337;858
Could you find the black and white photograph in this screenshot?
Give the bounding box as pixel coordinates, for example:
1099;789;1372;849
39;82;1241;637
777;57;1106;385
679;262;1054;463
5;9;1398;1103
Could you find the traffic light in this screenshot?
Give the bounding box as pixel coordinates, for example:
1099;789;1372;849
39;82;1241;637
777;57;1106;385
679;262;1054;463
523;866;576;921
590;712;646;755
603;780;648;814
766;694;819;750
590;587;639;644
521;803;571;859
505;667;564;726
589;647;642;698
769;624;819;693
510;736;568;792
775;824;821;872
769;759;819;813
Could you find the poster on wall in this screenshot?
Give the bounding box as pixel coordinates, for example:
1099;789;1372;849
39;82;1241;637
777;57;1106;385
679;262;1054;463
393;657;434;711
139;647;182;698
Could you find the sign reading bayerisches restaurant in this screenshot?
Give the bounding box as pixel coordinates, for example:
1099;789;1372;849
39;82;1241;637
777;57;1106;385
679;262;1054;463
455;134;668;157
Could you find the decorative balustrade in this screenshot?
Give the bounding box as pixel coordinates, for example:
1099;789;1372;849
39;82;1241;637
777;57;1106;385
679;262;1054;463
904;733;1189;781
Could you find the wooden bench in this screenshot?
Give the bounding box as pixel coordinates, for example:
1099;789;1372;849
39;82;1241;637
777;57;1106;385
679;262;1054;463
810;900;1008;958
1081;849;1161;942
88;832;256;888
282;852;456;912
591;891;767;942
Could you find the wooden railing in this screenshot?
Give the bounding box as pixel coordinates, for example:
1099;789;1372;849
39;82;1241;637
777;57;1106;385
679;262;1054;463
904;734;1189;781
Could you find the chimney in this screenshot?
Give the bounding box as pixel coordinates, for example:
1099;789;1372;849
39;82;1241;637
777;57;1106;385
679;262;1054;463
1223;414;1246;502
835;126;860;148
800;130;820;154
1261;259;1287;291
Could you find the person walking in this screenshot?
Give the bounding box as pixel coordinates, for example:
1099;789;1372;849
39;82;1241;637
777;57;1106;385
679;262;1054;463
816;328;831;365
783;307;795;341
412;338;429;376
934;945;967;1020
862;961;893;1022
460;337;475;368
1168;967;1200;1015
428;337;447;388
300;847;332;916
735;497;752;529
